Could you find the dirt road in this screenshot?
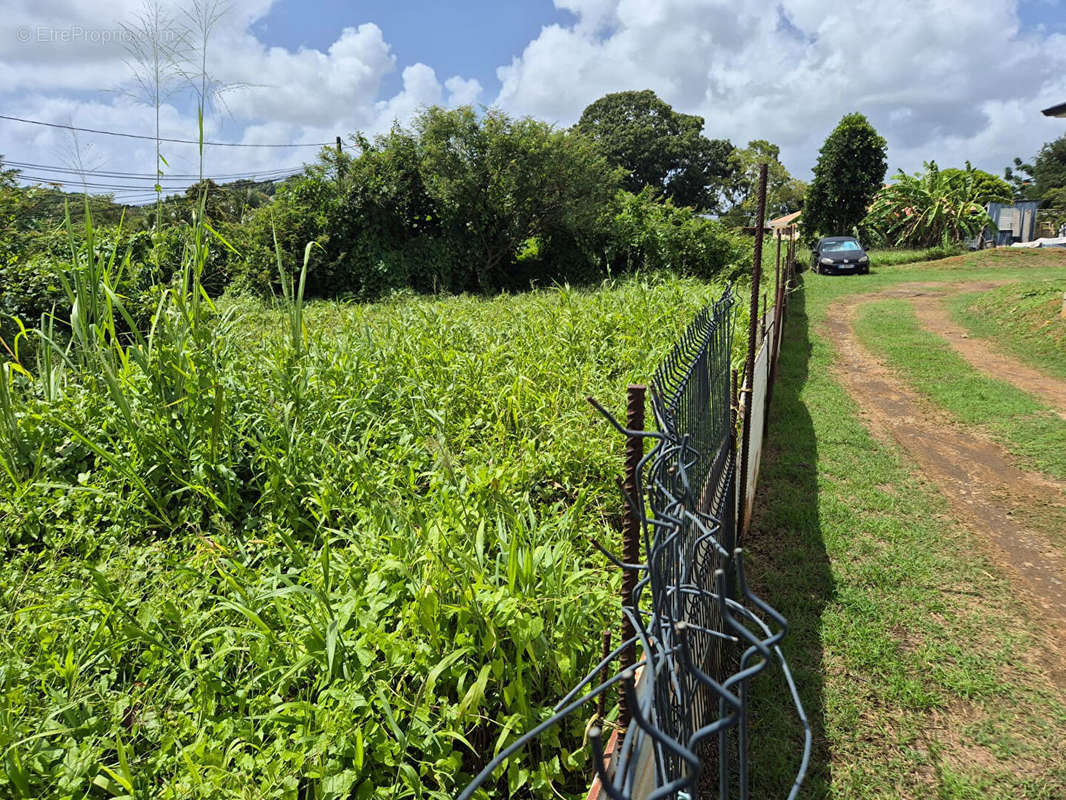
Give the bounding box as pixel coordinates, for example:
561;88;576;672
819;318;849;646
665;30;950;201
909;290;1066;419
825;282;1066;681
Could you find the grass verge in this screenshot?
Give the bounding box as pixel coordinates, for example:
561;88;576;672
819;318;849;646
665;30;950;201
947;281;1066;380
867;244;963;268
746;253;1066;799
854;298;1066;483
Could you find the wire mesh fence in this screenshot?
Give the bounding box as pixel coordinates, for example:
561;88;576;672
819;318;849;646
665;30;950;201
459;175;808;800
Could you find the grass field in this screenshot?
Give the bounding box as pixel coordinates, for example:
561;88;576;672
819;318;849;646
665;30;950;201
855;299;1066;482
747;247;1066;799
949;281;1066;379
5;239;1066;799
0;265;757;799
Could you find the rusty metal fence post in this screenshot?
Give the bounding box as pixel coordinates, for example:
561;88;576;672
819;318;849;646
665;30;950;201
618;384;645;730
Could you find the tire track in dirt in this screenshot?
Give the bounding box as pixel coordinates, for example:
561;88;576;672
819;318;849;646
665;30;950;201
909;291;1066;420
825;285;1066;678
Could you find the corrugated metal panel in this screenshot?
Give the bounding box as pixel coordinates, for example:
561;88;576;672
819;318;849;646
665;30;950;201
987;201;1041;243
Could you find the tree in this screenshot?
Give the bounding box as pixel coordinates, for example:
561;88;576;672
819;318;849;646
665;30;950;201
236;107;625;298
1032;135;1066;202
1045;186;1066;209
722;139;806;225
863;162;994;248
417;106;622;289
1;158;26;264
803;113;887;239
1005;135;1066;203
0;156;16;190
940;164;1011;205
575;90;735;211
1004;157;1037;201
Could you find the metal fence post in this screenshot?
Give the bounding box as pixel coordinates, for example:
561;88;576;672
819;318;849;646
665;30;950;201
597;629;612;723
619;384;645;730
736;164;768;544
766;231;786;428
458;291;810;800
775;229;782;300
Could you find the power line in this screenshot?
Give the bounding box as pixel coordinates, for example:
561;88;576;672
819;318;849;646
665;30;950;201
16;173;300;191
0;113;350;148
3;159;307;180
14;171;299;188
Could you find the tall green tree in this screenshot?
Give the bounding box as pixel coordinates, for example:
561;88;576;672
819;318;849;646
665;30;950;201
1032;134;1066;202
575;90;735;211
803;113;887;239
417;106;621;289
722;139;806;224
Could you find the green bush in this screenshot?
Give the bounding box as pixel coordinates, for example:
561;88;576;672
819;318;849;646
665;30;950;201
606;189;750;280
0;224;158;347
231;108;661;300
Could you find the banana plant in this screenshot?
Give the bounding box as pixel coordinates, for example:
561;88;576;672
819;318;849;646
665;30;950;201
864;161;997;248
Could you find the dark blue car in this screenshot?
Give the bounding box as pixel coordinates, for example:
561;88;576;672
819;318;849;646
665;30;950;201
811;236;870;275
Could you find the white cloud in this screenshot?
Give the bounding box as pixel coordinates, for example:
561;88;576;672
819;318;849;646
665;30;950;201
495;0;1066;178
445;75;483;108
219;23;396;128
373;63;444;128
0;0;482;196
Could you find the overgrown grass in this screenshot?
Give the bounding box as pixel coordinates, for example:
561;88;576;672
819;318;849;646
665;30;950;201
948;281;1066;379
855;299;1066;483
0;197;761;799
866;244;963;268
769;242;956;276
747;252;1066;799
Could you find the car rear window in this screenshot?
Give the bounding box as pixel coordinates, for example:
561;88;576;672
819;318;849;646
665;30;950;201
825;241;862;253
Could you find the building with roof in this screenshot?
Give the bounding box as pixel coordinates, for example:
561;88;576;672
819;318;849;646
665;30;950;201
768;210;802;238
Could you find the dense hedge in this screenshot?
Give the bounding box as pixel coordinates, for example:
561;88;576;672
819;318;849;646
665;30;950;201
2;107;749;334
229;108;749;299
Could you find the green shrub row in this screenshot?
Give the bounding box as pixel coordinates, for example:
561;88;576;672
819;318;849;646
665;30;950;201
226;108;750;301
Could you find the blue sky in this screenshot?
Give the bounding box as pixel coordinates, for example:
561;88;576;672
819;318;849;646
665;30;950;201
249;0;1066;101
253;0;576;99
1020;0;1066;33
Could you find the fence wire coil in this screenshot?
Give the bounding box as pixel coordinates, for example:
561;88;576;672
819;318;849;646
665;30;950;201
458;265;809;799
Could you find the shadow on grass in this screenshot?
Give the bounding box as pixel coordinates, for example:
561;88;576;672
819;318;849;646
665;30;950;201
746;278;835;798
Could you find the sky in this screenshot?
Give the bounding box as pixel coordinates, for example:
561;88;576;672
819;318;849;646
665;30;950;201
2;0;1066;203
